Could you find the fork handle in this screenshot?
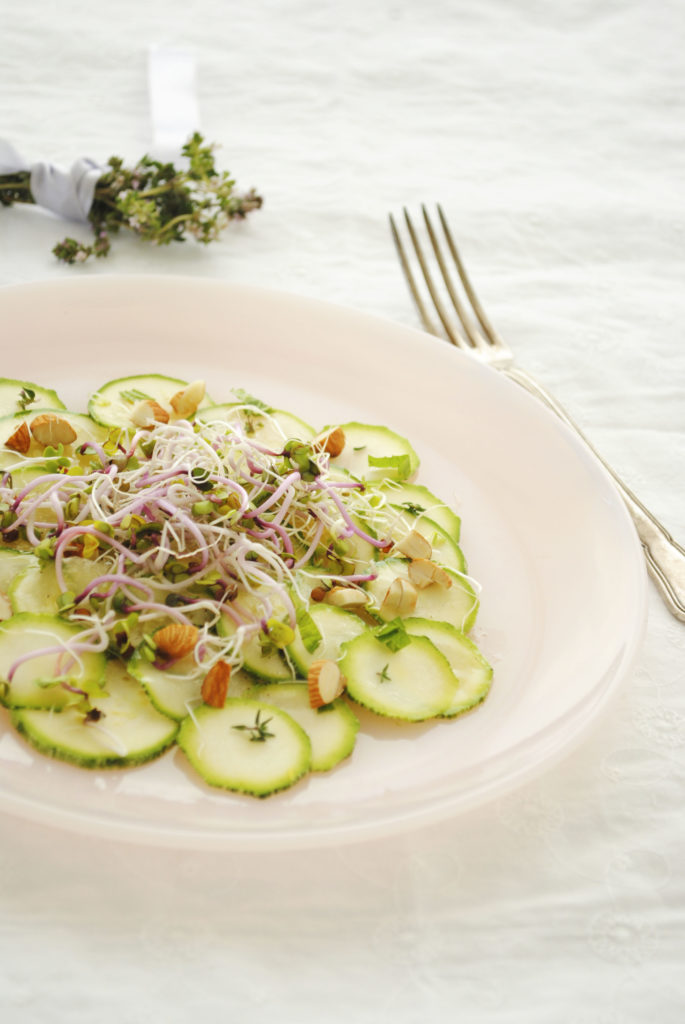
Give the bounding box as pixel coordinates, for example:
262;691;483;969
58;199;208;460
504;366;685;623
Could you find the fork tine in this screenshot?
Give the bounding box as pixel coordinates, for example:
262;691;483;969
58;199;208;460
436;204;505;348
397;208;469;349
420;205;481;349
388;213;441;338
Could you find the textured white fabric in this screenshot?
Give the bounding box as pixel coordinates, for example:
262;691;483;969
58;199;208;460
1;2;684;1023
0;139;101;223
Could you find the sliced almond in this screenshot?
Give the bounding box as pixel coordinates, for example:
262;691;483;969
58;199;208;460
153;623;199;659
170;380;206;419
201;659;231;708
407;558;453;590
308;659;346;708
380;578;418;618
4;421;31;454
323;586;368;608
316;426;345;458
131;400;170;429
394;529;432;561
30;414;77;447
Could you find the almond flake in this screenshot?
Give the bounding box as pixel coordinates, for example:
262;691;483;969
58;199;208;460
4;421;31;454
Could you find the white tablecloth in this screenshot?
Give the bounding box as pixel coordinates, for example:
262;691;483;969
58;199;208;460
1;2;684;1021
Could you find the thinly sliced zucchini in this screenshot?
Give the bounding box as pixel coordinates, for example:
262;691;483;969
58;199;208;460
0;612;106;709
12;659;178;767
0;378;66;418
288;602;366;675
217;598;297;682
177;698;311;797
364;557;479;633
196;402;315;449
340;630;458;721
127;646;203;720
403;618;493;716
247;682;359;771
10;557;103;615
326;422;419;482
0;550;40;618
88;374;212;429
380;481;461;543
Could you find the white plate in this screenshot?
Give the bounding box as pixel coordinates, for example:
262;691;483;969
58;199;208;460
0;276;646;849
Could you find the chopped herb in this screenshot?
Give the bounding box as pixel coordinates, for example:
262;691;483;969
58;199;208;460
400;501;426;516
367;453;411;479
120;388;154;404
375;617;411;652
296;607;323;654
377;663;391;682
232;388;274;413
232;709;275;743
17;387;37;411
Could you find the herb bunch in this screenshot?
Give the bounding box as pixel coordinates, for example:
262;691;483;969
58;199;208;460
0;133;262;264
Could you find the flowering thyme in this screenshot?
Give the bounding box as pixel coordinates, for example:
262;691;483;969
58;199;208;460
0;133;262;264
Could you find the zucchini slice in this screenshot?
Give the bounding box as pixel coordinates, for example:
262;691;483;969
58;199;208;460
364;557;479;633
0;550;40;618
0;612;106;709
196;402;315;450
127;646;204;720
287;603;366;676
10;557;104;615
380;481;461;544
0;379;66;418
403;618;493;716
246;682;359;771
177;698;311;797
340;630;458;721
12;659;178;767
88;374;212;429
326;422;419;482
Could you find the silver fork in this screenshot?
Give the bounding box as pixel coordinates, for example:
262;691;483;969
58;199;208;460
390;204;685;623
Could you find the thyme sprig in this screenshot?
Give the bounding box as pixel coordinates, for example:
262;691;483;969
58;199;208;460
232;710;276;743
0;133;262;265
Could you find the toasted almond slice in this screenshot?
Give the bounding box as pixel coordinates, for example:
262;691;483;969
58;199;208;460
131;400;170;429
394;529;432;561
315;426;345;458
154;623;199;659
308;659;346;708
380;578;418;618
170;380;206;419
201;659;231;708
407;558;453;590
5;421;31;454
324;586;368;608
29;414;77;447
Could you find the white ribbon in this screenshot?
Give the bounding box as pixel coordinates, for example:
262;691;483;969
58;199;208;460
148;46;200;159
0;139;102;223
0;47;197;224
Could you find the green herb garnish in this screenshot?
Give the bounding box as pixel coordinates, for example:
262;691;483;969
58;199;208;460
232;709;275;743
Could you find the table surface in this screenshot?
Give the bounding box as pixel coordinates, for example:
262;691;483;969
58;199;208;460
1;2;684;1021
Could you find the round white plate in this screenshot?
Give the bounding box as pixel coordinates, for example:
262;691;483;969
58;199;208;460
0;276;646;849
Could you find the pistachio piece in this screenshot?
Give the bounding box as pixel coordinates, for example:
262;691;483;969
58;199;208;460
30;414;77;447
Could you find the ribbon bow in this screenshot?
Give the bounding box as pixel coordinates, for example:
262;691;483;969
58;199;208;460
0;140;102;223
